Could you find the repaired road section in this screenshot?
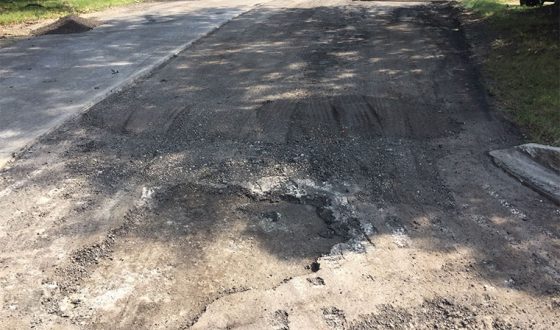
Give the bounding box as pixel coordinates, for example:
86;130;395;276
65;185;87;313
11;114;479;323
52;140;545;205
0;0;262;168
0;0;559;329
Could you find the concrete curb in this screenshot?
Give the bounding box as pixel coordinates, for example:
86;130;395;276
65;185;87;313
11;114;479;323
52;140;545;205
490;144;560;205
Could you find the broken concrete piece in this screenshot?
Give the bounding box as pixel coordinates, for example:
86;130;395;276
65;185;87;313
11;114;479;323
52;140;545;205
489;144;560;204
516;143;560;174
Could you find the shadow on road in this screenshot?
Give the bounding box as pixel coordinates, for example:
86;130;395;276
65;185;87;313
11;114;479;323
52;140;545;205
0;1;558;328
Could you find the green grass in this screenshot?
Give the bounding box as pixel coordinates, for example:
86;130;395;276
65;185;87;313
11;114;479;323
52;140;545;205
463;0;509;14
462;0;560;145
0;0;142;25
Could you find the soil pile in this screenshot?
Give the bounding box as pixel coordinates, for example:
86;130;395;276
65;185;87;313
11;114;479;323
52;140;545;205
34;15;98;35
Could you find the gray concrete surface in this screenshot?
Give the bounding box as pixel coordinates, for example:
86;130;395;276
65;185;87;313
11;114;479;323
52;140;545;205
517;143;560;173
0;0;262;168
490;144;560;204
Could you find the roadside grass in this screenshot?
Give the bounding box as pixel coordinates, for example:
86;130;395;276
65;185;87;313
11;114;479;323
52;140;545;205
462;0;560;145
0;0;142;25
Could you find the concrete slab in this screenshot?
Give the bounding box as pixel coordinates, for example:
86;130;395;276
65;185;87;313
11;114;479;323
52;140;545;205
0;0;262;168
516;143;560;174
490;144;560;205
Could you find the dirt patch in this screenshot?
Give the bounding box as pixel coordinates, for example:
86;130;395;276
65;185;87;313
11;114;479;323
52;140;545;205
42;182;352;327
322;306;347;329
33;15;98;35
350;298;521;329
272;309;290;330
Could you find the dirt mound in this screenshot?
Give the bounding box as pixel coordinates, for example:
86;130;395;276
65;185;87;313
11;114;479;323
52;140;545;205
33;15;98;35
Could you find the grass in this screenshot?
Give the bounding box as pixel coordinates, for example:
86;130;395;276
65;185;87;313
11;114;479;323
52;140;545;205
462;0;560;145
0;0;142;25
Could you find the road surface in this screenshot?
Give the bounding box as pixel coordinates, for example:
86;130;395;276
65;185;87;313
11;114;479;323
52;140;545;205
0;0;558;329
0;0;262;168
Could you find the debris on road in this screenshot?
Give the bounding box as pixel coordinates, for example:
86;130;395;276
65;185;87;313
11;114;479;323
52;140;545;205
33;15;99;35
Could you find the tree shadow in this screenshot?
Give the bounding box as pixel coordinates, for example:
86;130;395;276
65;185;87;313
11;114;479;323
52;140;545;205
0;1;558;328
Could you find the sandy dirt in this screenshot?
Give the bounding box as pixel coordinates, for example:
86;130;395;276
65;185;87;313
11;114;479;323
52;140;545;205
0;0;559;329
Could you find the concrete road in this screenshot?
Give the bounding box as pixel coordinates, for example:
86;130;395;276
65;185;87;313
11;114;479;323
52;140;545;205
0;0;559;329
0;0;262;168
